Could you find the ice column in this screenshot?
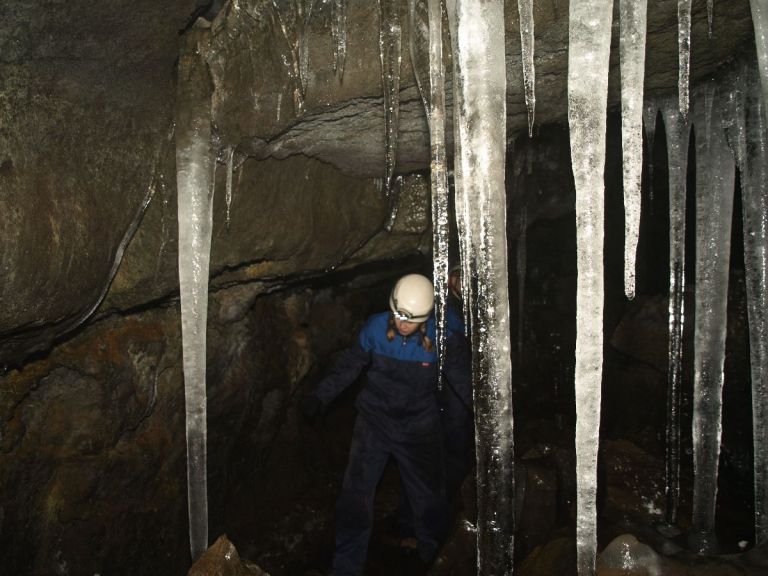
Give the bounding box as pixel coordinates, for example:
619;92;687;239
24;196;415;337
678;0;692;118
567;0;613;573
619;0;648;301
658;97;691;526
751;0;768;126
690;82;736;552
176;25;216;561
517;0;536;136
445;0;513;573
723;60;768;545
378;0;403;194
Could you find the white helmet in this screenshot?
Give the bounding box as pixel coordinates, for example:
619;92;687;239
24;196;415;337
389;274;434;323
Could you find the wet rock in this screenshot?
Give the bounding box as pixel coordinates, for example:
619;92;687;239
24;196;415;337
188;535;268;576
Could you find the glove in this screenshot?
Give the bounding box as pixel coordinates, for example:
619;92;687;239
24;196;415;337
300;394;323;423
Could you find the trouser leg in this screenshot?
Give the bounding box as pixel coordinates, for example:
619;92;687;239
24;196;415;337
393;428;449;564
333;418;390;576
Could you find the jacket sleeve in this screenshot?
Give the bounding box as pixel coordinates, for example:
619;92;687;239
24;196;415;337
312;332;371;409
443;331;473;412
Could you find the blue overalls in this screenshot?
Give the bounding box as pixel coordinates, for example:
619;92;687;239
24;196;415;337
312;312;464;576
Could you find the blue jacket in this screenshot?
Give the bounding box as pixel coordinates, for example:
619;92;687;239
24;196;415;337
313;312;471;438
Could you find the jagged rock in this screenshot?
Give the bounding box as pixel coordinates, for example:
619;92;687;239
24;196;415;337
188;535;268;576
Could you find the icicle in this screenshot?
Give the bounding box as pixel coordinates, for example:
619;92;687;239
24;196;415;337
384;174;402;231
707;0;714;39
751;0;768;127
518;0;536;137
298;0;317;98
176;25;215;561
331;0;348;78
270;0;316;115
690;82;736;553
643;101;660;208
445;1;513;573
378;0;402;194
678;0;692;118
516;206;528;361
408;0;431;114
424;0;449;389
658;96;691;528
225;145;235;230
723;59;768;546
619;0;648;301
567;0;613;572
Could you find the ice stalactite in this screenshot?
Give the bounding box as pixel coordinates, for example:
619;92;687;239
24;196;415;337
445;0;513;573
658;96;691;528
644;101;660;207
378;0;403;195
270;0;317;115
225;145;235;230
619;0;647;301
678;0;692;118
516;206;527;361
517;0;535;137
707;0;714;38
567;0;613;572
751;0;768;126
408;0;430;114
418;0;449;385
690;82;736;553
176;24;216;561
723;59;768;545
331;0;348;78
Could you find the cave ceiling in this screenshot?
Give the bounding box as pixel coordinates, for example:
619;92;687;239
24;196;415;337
0;0;757;366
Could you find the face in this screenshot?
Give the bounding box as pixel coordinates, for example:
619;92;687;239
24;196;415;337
449;271;462;298
394;318;421;337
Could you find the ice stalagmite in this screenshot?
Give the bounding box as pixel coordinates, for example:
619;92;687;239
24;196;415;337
517;0;536;137
378;0;403;194
517;207;527;361
445;0;513;573
678;0;692;118
619;0;648;301
567;0;613;573
331;0;348;78
751;0;768;126
723;60;768;545
176;24;216;561
690;82;736;553
658;96;691;527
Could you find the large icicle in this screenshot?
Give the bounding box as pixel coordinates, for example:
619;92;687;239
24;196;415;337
567;0;613;573
421;0;450;386
723;59;768;546
619;0;648;301
678;0;692;118
176;24;216;561
690;82;736;553
751;0;768;126
378;0;403;194
331;0;348;78
517;0;536;136
445;0;513;573
658;96;691;528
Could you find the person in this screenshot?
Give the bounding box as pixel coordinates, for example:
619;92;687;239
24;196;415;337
301;273;470;576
